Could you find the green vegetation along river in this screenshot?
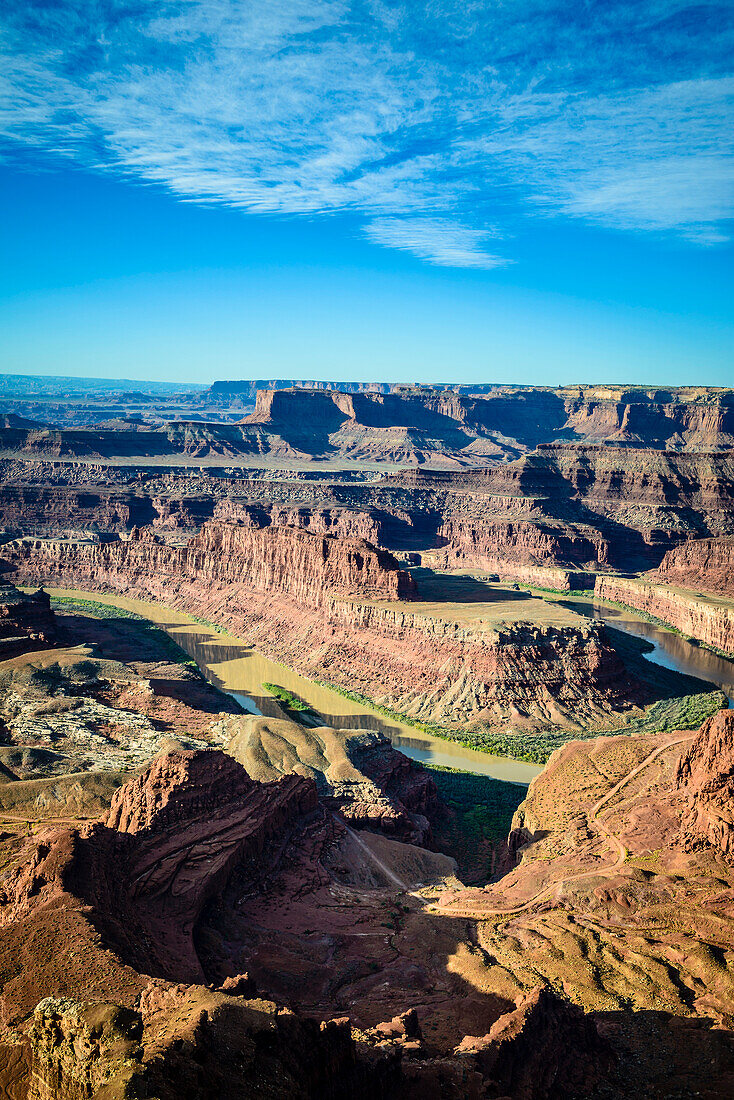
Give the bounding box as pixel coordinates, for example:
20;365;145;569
41;587;542;785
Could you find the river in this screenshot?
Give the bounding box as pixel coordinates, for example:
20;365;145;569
43;587;542;785
573;600;734;706
42;586;734;785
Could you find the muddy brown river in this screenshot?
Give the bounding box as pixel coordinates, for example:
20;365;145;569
578;601;734;707
44;587;543;785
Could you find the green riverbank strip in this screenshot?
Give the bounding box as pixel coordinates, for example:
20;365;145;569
313;624;725;766
46;590;726;768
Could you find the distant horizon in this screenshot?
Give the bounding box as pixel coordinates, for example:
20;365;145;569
2;369;734;393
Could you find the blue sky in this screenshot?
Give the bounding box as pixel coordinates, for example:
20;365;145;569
1;0;732;385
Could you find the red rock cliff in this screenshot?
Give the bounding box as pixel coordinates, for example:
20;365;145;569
594;574;734;656
676;709;734;861
5;530;634;729
1;750;319;986
655;536;734;598
8;521;416;607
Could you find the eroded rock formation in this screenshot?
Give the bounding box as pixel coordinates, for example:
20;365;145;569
676;709;734;861
7;522;415;607
655;535;734;597
0;583;56;660
223;718;440;844
4;531;636;731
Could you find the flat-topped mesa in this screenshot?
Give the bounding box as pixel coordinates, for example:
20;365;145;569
5;521;417;608
4;531;635;729
654;536;734;599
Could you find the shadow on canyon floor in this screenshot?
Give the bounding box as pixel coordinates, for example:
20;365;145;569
409;569;533;605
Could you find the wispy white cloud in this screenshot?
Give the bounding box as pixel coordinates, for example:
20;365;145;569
365;218;508;268
0;0;732;266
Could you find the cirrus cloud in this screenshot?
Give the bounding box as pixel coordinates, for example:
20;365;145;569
0;0;732;267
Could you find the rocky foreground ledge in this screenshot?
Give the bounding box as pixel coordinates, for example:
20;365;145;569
0;747;609;1099
1;710;734;1096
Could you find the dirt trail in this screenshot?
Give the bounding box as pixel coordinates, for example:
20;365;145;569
342;824;410;892
431;732;696;920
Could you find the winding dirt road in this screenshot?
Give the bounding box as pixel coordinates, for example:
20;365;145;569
429;732;696;920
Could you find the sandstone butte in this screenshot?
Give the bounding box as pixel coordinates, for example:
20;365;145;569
4;384;734;465
4;522;638;730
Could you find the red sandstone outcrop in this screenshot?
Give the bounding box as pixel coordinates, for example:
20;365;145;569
594;574;734;656
454;986;610;1100
244;386;734;457
656;535;734;598
0;583;56;659
433;719;734;1038
2;718;734;1095
102;752;319;982
28;998;144;1100
189;521;417;602
24;991;396;1100
4;530;635;730
0;750;319;986
5;521;415;607
6;386;734;473
676;709;734;861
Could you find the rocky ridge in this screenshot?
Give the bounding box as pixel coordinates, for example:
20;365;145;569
222;717;440;844
676;709;734;861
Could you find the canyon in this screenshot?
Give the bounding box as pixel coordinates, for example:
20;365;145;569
2;524;645;741
1;679;733;1096
1;376;734;1098
595;574;734;657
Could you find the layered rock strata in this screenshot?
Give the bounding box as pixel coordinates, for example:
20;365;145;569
433;711;734;1045
5;528;636;729
595;574;734;656
0;747;616;1099
0;583;56;659
655;535;734;597
0;750;319;986
3;714;734;1094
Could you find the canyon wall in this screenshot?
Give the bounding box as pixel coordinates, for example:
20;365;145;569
245;386;734;455
655;536;734;598
5;528;634;729
2;440;733;577
594;575;734;656
9;522;416;607
4;385;734;467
